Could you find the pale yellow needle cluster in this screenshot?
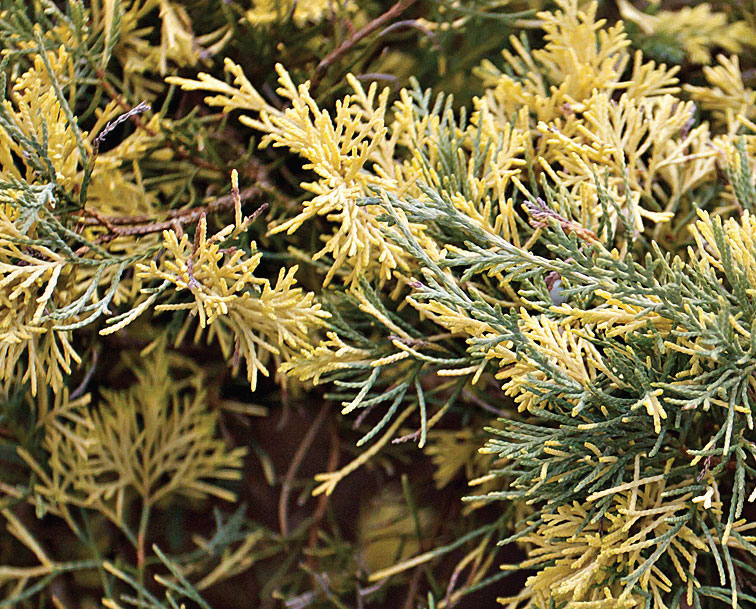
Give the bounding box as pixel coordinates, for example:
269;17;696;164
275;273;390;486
131;171;329;390
19;348;246;531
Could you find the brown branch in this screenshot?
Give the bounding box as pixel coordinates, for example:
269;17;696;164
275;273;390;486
525;197;599;243
305;420;340;578
278;401;331;537
310;0;417;92
401;567;423;609
70;347;100;400
72;189;267;257
308;421;340;536
74;186;261;227
80;206;118;233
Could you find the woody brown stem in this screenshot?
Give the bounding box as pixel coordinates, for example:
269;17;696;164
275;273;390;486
310;0;417;92
74;186;262;227
72;191;267;257
278;400;330;536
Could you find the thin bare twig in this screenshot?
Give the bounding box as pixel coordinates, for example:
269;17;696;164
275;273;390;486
74;186;262;227
305;421;340;585
72;192;267;257
525;197;599;243
310;0;417;92
308;421;340;541
70;347;100;399
278;401;331;536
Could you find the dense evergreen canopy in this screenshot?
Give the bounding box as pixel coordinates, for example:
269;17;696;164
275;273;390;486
0;1;755;607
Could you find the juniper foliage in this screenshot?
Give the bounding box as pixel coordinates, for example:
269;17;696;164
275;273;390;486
1;1;755;608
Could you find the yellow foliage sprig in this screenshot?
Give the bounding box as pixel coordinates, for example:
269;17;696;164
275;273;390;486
129;170;329;389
